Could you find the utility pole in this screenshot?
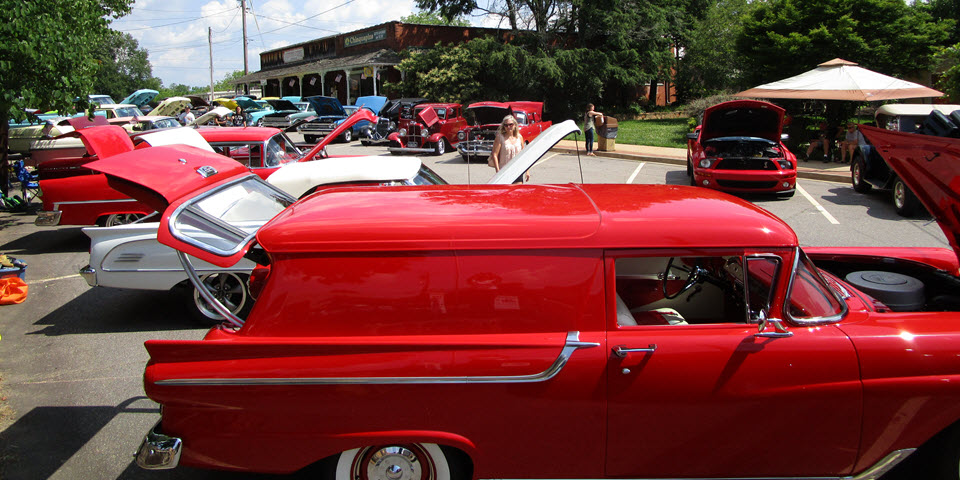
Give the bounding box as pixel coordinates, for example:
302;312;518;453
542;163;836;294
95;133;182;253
209;27;214;100
241;0;248;94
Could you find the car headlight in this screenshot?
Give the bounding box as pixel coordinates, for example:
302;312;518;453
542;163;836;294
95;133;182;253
458;131;466;141
389;121;396;130
398;128;407;136
699;158;714;169
777;159;793;169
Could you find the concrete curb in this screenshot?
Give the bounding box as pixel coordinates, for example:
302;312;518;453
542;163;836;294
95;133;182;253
550;147;851;184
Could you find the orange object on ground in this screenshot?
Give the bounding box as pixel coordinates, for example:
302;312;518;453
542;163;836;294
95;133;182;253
0;277;28;305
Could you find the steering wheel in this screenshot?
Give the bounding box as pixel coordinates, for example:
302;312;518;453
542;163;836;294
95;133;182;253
662;258;707;300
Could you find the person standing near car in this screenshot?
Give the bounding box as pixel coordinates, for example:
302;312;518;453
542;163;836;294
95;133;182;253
178;106;195;125
490;115;525;179
584;103;603;156
231;106;247;127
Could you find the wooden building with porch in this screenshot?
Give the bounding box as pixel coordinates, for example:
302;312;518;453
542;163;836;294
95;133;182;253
233;21;512;106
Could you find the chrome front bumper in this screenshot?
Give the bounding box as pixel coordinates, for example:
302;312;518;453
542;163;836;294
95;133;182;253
79;265;97;287
387;146;435;153
35;210;62;226
134;421;182;470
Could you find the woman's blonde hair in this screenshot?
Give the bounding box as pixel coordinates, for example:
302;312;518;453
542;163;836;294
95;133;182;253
499;115;520;138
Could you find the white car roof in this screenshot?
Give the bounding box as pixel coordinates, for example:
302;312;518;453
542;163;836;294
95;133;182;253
138;127;215;152
875;104;960;118
267;156;423;198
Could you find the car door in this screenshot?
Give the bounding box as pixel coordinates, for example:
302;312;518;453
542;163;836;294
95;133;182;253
604;251;862;478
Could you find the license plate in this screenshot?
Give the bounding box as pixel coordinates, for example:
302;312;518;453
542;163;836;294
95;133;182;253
407;141;418;148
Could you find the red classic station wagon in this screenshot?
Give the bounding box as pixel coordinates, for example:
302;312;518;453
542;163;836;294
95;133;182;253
85;124;960;480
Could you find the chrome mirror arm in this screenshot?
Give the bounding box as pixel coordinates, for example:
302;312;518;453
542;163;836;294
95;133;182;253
756;310;793;338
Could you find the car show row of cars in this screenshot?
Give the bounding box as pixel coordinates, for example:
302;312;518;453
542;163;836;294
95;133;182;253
7;92;960;479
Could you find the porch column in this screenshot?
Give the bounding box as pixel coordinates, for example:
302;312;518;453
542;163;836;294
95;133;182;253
373;67;378;96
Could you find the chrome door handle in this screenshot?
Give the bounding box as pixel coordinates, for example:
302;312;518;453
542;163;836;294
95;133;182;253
613;344;657;358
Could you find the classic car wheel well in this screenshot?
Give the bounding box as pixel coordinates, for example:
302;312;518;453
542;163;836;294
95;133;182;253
307;443;473;480
883;418;960;479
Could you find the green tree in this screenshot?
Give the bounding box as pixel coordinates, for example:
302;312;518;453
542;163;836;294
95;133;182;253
215;70;247;92
93;30;162;101
738;0;952;87
677;0;755;100
401;10;471;26
0;0;133;195
935;43;960;100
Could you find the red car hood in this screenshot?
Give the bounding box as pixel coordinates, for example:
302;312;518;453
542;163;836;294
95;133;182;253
859;125;960;261
701;100;784;143
60;125;135;159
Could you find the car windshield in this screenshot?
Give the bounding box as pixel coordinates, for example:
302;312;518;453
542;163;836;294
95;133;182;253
411;165;448;185
787;250;845;321
264;133;302;167
170;176;295;257
115;107;141;117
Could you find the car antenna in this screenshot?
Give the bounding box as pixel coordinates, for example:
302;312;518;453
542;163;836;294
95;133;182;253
574;131;584;183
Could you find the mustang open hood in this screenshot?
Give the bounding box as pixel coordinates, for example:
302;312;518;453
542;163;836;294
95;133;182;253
489;119;581;185
306;96;346;116
701;100;784;143
858;125;960;262
120;89;159;107
354;96;388;115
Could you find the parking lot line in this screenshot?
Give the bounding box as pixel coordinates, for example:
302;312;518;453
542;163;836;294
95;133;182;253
797;183;840;225
626;163;645;184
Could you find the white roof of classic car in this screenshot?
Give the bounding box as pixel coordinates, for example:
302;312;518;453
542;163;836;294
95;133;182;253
136;127;215;152
875;104;960;119
266;156;424;198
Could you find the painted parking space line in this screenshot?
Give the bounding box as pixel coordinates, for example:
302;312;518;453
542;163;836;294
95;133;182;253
797;183;840;225
626;163;645;184
33;273;82;284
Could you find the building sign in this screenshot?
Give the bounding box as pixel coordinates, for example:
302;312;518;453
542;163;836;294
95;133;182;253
283;47;304;63
344;28;387;48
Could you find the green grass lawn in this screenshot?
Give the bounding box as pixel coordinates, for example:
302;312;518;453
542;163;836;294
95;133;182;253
566;118;692;149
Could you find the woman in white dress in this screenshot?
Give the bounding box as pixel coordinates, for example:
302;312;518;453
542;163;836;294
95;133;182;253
490;115;525;180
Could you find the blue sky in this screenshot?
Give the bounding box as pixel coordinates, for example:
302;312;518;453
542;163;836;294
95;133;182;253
110;0;426;88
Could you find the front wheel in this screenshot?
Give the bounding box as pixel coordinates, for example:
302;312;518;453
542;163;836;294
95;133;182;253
332;444;462;480
434;140;446;155
99;213;145;227
304;135;317;144
893;177;921;217
188;272;251;325
256;118;264;127
341;129;353;143
851;155;872;193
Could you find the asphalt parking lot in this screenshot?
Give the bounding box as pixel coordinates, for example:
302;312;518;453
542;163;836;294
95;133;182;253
0;138;950;479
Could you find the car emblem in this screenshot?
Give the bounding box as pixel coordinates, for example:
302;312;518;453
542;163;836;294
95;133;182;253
196;165;218;178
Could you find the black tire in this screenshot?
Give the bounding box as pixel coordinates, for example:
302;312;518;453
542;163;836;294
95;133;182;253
893;177;921;217
852;154;872;193
256;118;263;127
304;135;317;144
187;272;252;325
686;156;693;177
434;139;446;155
341;129;352;143
328;443;468;480
931;426;960;480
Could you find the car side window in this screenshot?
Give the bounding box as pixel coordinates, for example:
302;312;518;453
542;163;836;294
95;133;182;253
436;108;447;119
515;112;528;125
613;255;767;327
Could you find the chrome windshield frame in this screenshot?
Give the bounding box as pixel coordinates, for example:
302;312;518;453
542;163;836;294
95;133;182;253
783;247;848;326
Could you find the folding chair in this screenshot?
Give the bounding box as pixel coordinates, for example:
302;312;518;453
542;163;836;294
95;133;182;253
13;160;40;203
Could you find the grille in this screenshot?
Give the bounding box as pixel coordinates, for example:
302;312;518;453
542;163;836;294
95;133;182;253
715;157;777;171
716;180;779;189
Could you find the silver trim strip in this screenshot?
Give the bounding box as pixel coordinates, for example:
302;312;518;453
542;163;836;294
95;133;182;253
52;198;139;209
156;331;599;386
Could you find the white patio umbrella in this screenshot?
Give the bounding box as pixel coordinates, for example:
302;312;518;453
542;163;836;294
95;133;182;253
734;58;943;101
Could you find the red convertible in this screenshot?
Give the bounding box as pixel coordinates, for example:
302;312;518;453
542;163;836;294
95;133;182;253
686;99;797;197
456;101;552;162
85;121;960;479
35;111;374;227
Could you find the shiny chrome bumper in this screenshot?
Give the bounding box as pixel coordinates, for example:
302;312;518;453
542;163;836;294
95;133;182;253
134;421;182;470
78;265;97;287
35;210;61;226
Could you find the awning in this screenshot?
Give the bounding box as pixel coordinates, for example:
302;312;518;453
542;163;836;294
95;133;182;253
233;49;401;85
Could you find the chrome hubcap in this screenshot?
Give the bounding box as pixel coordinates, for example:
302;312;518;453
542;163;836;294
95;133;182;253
194;273;246;320
363;446;423;480
895;182;905;208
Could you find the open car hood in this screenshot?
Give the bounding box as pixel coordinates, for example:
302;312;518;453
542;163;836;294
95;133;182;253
120;89;159;107
187;106;232;126
300;108;377;160
266;99;298;112
858;125;960;262
467;102;511;125
354;96;388;115
61;125;134;158
147;97;190;117
306;96;346;116
488;119;581;184
701;100;784;143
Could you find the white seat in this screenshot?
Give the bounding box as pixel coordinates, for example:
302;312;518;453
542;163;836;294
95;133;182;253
616;294;637;326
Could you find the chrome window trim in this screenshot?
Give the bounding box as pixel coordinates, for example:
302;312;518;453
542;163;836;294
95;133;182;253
745;254;782;324
155;331;599;386
166;175;294;258
783;247;848;326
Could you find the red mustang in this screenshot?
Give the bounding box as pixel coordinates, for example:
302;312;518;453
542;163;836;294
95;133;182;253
35;110;374;226
686;99;797;197
84;121;960;480
456;101;552;162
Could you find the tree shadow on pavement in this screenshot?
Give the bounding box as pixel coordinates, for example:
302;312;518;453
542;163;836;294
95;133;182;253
0;226;88;255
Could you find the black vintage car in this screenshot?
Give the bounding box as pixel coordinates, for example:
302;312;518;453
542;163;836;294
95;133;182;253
360;97;429;146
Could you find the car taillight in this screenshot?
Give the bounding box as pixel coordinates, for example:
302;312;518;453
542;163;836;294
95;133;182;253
248;264;271;300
